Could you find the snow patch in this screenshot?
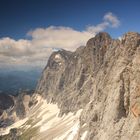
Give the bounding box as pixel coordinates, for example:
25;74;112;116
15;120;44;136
0;118;28;135
67;122;80;140
52;110;82;140
0;95;83;140
55;54;61;59
118;37;122;41
81;131;88;140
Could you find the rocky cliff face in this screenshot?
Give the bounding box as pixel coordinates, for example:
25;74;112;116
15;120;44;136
36;32;140;139
1;32;140;140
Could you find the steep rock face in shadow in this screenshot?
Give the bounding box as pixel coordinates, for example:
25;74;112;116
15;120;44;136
36;32;140;139
0;91;34;129
0;94;14;116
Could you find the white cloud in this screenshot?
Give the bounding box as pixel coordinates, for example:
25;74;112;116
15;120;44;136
0;12;120;70
86;12;120;34
86;22;109;34
28;26;92;51
0;37;31;57
104;12;120;27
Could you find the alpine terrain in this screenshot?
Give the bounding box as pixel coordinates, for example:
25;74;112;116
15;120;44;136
0;32;140;140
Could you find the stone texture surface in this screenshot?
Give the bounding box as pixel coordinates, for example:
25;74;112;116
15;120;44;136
36;32;140;140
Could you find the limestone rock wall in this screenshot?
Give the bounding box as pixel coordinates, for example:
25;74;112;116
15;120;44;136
36;32;140;140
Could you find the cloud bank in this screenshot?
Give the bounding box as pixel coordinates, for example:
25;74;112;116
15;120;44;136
0;12;120;70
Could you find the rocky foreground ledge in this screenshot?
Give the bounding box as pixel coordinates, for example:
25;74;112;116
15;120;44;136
1;32;140;140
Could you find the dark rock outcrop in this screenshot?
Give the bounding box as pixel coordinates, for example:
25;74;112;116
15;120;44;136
0;94;14;115
0;90;34;129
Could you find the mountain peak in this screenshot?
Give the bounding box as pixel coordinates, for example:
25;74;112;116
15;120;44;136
123;31;140;37
86;32;112;47
122;32;140;47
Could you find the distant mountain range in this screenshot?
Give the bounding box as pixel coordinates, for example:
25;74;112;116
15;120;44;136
0;70;41;95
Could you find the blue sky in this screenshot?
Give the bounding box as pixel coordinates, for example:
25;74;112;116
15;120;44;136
0;0;139;39
0;0;139;70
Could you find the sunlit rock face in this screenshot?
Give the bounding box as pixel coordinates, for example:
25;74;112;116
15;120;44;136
1;32;140;140
36;32;140;140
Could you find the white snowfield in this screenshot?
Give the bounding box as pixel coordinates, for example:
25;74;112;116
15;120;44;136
0;118;28;135
54;54;61;59
0;95;88;140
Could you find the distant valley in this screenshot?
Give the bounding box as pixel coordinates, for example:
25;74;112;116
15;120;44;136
0;70;41;95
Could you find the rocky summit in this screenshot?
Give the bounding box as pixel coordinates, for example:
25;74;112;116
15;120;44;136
1;32;140;140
